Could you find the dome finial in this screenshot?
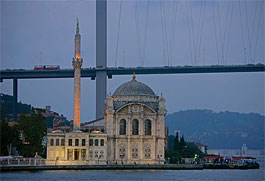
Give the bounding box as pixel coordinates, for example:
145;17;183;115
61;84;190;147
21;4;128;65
132;72;136;81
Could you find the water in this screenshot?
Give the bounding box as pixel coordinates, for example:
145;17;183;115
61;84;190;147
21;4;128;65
1;158;264;181
1;169;264;181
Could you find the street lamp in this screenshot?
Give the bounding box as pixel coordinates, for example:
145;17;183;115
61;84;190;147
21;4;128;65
194;154;198;164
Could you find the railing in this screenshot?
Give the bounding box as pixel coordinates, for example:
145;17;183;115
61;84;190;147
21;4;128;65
0;158;46;166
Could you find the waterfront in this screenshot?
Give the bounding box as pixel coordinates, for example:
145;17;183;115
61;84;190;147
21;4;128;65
1;158;264;181
1;168;264;181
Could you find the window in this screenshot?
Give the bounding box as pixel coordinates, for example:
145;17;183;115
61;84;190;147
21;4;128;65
145;120;152;135
95;150;98;158
119;144;126;159
132;119;139;135
68;139;72;146
61;139;65;146
119;119;126;135
100;150;104;158
95;139;99;146
132;144;138;159
144;144;151;159
81;149;86;160
89;150;93;158
75;139;79;146
50;139;54;146
100;139;104;146
56;139;59;146
89;139;93;146
82;139;86;146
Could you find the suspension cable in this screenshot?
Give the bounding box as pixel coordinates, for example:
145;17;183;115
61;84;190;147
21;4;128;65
134;0;141;66
253;2;263;63
224;1;234;65
142;0;150;66
189;1;197;65
239;0;246;64
249;1;258;63
114;0;123;67
168;0;178;66
216;0;226;64
197;0;206;65
186;0;194;66
212;1;220;65
244;0;252;64
160;1;166;66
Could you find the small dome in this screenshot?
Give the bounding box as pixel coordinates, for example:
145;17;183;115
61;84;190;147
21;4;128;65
113;77;155;97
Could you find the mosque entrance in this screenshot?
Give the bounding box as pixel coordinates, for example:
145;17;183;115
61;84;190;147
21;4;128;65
74;149;80;160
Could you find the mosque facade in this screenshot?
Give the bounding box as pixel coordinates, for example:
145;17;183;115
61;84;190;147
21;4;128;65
46;21;166;165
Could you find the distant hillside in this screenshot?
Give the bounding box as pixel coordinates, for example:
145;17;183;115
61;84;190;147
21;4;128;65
0;94;69;128
165;110;264;150
0;93;32;117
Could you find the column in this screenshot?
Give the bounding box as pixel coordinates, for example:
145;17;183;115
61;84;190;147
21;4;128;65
96;0;107;119
13;78;18;122
127;138;130;162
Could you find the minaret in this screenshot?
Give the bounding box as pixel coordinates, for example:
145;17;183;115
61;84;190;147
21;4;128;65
72;18;83;130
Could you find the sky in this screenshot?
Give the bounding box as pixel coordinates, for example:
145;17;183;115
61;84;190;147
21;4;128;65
0;0;264;122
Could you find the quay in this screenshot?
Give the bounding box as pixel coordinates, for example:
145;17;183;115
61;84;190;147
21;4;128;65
1;164;202;172
1;163;260;172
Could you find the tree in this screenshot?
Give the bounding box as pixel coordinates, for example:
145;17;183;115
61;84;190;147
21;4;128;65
174;131;179;151
17;108;47;157
0;120;19;156
180;135;185;148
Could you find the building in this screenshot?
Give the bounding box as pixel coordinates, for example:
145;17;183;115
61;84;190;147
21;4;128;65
193;142;207;154
104;73;166;164
46;132;107;165
46;74;166;165
81;118;105;133
46;20;166;165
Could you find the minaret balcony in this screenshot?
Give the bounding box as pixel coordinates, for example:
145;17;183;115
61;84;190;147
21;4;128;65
72;58;83;68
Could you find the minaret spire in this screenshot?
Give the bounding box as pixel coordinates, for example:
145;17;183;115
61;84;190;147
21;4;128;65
74;17;81;59
76;17;79;35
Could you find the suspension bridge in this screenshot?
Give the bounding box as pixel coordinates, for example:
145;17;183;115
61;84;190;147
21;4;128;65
1;0;264;121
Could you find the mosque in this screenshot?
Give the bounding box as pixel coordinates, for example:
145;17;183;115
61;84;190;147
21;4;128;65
46;20;166;165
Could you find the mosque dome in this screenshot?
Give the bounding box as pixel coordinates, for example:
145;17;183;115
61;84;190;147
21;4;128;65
113;73;155;97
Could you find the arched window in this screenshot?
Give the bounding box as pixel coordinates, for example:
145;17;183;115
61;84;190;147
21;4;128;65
89;139;93;146
132;119;139;135
120;119;126;135
145;120;152;135
100;139;104;146
95;139;99;146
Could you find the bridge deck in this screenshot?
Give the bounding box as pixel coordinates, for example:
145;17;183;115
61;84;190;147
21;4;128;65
1;65;264;80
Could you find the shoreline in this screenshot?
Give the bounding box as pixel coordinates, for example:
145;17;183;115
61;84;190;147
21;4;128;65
0;164;259;172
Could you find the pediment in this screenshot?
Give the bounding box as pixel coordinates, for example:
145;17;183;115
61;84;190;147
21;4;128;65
117;103;156;113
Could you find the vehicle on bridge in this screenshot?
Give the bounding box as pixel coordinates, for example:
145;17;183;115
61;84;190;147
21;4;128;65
34;65;60;70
